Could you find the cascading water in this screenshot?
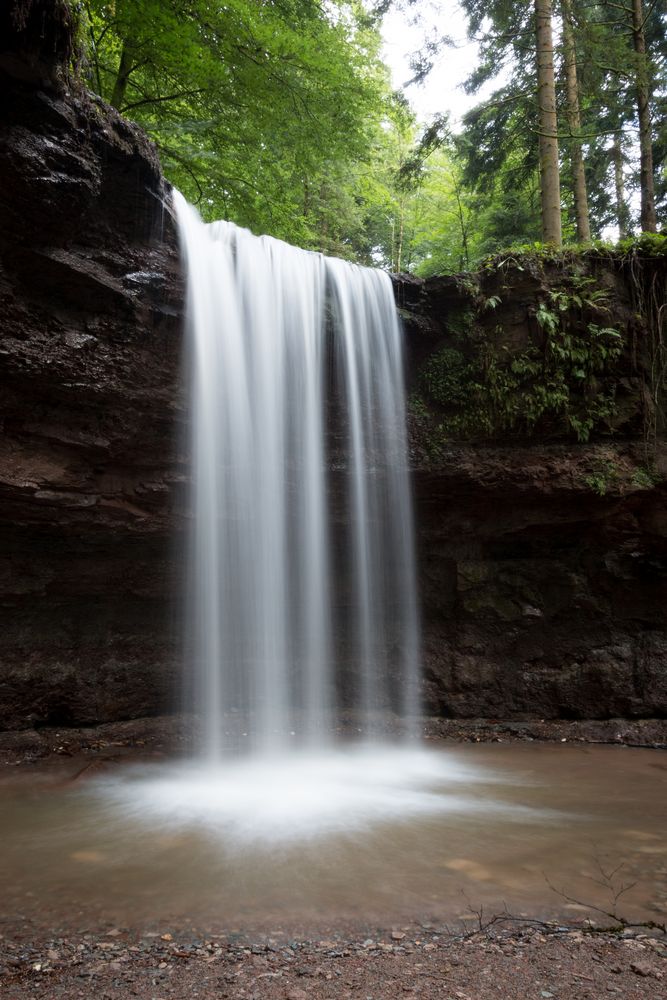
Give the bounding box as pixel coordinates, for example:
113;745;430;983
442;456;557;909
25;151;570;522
175;192;419;756
95;195;469;848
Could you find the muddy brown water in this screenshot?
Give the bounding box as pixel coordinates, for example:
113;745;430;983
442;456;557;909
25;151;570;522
0;743;665;936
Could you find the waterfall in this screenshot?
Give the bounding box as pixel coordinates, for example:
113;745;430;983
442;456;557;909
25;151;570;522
174;192;419;758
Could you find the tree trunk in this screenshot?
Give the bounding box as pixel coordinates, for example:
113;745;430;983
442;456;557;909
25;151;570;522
396;198;405;273
535;0;562;246
454;183;470;269
110;40;134;111
611;139;630;238
561;0;590;242
631;0;657;232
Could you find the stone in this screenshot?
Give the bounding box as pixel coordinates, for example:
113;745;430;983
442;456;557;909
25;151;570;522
630;961;653;977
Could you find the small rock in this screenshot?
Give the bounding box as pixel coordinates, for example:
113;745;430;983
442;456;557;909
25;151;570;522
630;961;653;977
391;931;406;941
286;990;309;1000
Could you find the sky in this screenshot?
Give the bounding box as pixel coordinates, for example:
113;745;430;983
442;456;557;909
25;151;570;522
380;0;485;129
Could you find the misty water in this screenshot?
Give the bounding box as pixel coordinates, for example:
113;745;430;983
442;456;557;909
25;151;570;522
0;744;665;932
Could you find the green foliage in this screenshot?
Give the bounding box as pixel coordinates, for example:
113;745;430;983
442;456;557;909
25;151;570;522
472;233;667;278
483;295;502;310
379;146;483;274
81;0;400;252
616;232;667;258
631;466;661;488
580;457;663;496
420;348;474;408
416;268;625;445
73;0;665;263
584;458;620;495
486;317;622;443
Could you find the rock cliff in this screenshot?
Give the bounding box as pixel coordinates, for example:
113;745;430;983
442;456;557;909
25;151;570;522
1;11;665;728
0;20;184;727
396;257;667;720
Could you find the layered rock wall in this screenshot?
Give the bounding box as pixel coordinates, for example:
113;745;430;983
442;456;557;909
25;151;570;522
1;22;665;727
396;261;667;719
0;44;185;727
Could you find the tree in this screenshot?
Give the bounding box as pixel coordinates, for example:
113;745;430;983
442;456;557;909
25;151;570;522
631;0;658;231
453;0;565;243
441;0;666;244
400;148;481;273
554;0;665;234
561;0;591;241
535;0;562;244
612;138;632;237
83;0;394;249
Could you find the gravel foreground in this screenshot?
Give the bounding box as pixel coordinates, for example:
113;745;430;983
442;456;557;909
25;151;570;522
1;921;666;1000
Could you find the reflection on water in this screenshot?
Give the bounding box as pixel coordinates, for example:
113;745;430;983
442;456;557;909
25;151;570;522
0;743;665;932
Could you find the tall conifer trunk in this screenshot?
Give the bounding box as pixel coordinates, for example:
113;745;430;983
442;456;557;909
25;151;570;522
561;0;590;242
631;0;657;232
535;0;562;245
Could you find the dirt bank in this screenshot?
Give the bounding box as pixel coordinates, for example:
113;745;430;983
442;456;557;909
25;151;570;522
1;917;665;1000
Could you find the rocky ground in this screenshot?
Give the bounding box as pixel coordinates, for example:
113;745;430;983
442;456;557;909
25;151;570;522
1;916;665;999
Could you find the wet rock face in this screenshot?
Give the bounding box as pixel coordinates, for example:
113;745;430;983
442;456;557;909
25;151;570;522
0;57;185;727
412;451;667;719
397;270;667;721
0;41;665;728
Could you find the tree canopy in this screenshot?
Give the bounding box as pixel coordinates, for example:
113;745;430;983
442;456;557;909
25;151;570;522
78;0;666;269
83;0;404;256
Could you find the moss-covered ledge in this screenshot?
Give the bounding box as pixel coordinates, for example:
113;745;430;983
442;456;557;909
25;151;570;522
394;236;667;466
